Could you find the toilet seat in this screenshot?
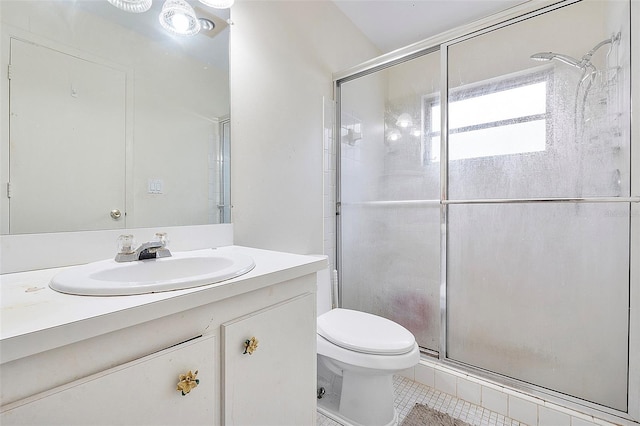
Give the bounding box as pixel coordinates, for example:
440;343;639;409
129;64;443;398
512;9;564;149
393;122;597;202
317;308;415;355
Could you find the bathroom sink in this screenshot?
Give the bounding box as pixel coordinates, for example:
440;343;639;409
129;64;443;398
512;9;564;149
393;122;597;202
49;249;255;296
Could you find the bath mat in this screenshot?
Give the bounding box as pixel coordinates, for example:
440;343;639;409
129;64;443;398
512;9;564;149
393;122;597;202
400;403;472;426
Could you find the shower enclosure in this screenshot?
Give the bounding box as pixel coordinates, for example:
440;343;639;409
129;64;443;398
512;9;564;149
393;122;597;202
334;0;637;418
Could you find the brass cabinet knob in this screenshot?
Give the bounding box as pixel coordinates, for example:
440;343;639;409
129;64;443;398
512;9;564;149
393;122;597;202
176;370;199;395
243;337;259;355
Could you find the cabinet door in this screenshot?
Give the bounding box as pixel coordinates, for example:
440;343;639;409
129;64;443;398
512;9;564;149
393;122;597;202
1;335;216;425
222;294;316;426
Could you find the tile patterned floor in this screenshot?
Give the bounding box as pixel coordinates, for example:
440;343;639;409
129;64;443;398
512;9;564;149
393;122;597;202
317;375;525;426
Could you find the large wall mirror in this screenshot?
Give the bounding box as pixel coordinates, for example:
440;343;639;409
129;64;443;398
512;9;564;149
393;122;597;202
0;0;230;235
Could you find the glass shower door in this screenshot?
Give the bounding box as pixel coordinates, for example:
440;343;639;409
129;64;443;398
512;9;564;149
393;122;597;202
444;0;631;410
339;50;441;352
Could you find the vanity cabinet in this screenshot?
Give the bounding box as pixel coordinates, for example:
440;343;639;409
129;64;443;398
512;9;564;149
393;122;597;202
1;335;217;425
222;293;316;425
0;248;322;426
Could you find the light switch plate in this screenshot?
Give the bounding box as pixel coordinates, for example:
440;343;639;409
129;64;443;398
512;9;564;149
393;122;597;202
148;178;164;194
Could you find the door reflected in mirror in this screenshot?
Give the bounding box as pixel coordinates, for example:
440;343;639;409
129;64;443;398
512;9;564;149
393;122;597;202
1;0;231;234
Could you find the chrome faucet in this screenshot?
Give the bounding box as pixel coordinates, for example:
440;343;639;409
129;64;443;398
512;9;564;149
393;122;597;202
115;234;172;262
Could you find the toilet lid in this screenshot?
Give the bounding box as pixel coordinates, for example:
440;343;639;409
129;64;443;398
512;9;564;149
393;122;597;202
317;308;416;355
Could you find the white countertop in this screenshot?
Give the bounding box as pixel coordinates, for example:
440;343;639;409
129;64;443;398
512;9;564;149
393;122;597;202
0;245;326;363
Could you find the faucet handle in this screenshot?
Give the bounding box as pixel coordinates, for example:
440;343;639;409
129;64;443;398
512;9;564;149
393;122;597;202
154;232;169;248
117;234;135;254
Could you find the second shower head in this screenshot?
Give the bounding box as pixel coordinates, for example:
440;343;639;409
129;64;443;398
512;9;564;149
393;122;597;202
530;52;584;69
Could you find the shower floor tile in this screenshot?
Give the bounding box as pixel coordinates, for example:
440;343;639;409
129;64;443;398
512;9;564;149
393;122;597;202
316;375;525;426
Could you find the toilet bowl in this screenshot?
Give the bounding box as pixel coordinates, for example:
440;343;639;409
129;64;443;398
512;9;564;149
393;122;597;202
316;267;420;426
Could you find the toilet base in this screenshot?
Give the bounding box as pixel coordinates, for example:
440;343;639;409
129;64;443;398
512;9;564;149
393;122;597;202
317;361;399;426
342;371;397;425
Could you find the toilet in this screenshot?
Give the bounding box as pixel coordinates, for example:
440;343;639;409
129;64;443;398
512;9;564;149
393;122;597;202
316;266;420;426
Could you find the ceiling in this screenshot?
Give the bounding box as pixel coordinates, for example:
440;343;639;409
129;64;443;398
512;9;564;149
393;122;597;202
85;0;530;70
333;0;530;53
78;0;230;69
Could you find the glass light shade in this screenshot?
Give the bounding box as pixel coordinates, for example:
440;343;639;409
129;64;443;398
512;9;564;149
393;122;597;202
159;0;201;36
386;129;401;142
198;0;234;9
396;112;413;128
107;0;152;13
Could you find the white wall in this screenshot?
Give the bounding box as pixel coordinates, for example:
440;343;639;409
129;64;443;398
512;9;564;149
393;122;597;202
229;0;379;255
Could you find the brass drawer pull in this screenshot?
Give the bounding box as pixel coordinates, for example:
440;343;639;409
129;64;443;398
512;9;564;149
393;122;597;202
176;370;199;395
243;337;259;355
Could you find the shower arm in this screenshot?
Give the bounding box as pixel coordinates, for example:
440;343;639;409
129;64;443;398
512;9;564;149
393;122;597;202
578;32;621;69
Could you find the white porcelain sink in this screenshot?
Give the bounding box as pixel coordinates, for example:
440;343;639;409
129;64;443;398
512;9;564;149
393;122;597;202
49;249;255;296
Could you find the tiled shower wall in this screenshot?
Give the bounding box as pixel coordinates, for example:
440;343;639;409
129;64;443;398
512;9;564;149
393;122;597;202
208;118;221;224
323;97;336;273
400;360;633;426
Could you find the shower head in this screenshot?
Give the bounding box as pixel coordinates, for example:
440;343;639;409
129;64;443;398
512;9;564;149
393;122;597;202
530;52;583;68
530;33;621;72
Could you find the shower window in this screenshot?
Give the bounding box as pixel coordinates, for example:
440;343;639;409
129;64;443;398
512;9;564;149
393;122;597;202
425;72;550;163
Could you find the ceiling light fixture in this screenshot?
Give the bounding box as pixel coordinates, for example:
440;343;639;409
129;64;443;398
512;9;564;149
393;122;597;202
387;129;401;142
107;0;152;13
159;0;201;36
198;0;235;9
